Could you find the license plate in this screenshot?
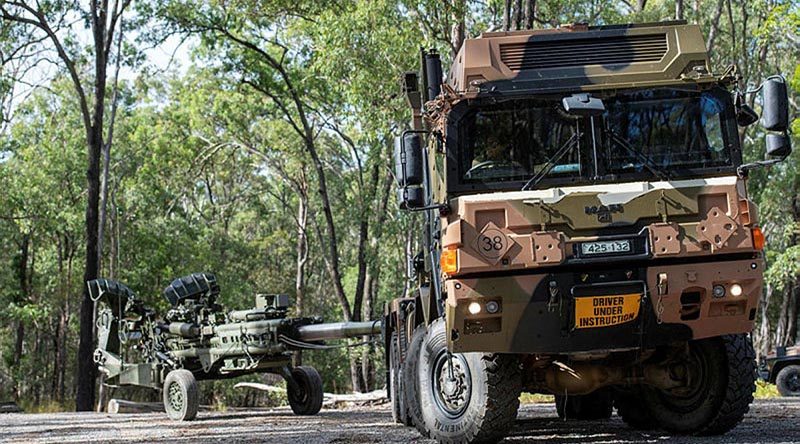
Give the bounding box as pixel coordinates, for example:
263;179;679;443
574;293;641;329
580;239;631;256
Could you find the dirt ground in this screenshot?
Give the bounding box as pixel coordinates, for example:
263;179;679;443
1;398;798;444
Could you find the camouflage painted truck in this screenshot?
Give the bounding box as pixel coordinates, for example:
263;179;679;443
384;21;793;443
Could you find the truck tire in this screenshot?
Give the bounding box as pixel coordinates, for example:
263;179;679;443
614;390;657;430
390;331;412;425
416;318;522;444
163;369;199;421
403;325;428;435
288;366;323;415
642;334;755;435
775;365;800;397
555;389;613;420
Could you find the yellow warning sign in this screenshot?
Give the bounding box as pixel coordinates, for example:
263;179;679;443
575;293;641;329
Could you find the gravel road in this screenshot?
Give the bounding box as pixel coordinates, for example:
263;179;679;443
1;398;798;444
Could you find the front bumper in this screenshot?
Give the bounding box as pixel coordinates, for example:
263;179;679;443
445;257;762;354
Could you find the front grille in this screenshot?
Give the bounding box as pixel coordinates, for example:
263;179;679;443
499;33;668;71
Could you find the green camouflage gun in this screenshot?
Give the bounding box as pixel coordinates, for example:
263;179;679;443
89;272;381;420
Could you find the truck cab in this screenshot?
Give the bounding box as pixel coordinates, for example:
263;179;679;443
386;21;791;444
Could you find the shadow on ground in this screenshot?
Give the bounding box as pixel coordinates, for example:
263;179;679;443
0;398;797;443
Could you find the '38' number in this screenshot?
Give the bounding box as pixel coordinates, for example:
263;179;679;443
481;235;503;252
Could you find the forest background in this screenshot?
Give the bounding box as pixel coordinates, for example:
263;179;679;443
0;0;798;412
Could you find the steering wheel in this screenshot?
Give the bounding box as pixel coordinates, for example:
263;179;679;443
465;160;500;178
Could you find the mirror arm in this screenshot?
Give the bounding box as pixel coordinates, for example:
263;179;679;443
407;203;450;214
737;156;788;177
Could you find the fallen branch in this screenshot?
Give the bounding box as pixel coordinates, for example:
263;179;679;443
0;402;22;413
234;383;388;407
107;399;164;414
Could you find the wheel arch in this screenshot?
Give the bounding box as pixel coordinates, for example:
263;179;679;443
770;358;800;383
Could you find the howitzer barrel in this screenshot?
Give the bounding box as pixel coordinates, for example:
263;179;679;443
295;321;382;342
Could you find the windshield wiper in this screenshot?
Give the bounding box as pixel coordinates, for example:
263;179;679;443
521;132;581;191
607;130;670;181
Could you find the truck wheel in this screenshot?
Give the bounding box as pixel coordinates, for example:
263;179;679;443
163;369;199;421
390;331;412;425
776;365;800;397
288;366;324;415
416;318;522;444
642;334;755;435
555;389;613;420
615;390;657;430
403;325;428;435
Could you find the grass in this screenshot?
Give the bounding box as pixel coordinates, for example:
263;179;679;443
18;399;74;413
755;380;781;399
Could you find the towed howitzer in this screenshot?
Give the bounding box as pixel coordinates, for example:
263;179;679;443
88;273;381;420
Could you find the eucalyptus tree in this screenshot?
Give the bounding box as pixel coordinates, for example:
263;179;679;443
0;0;135;410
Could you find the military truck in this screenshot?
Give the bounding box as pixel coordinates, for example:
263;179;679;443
384;21;792;443
760;345;800;397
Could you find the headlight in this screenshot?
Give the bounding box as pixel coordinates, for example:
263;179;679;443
730;284;743;297
468;302;482;315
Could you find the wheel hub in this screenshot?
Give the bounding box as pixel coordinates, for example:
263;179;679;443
788;372;800;392
432;353;471;417
168;381;184;411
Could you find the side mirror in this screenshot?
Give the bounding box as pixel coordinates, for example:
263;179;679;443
761;77;789;132
766;133;792;158
394;132;424;186
394;132;426;209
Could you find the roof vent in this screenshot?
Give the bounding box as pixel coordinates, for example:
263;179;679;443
499;33;668;71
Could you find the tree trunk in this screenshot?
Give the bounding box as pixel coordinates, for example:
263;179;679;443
77;129;102;411
512;0;523;30
757;283;773;357
295;186;309;317
503;0;512;31
675;0;684;20
706;0;725;56
787;283;798;345
523;0;535;29
450;0;466;58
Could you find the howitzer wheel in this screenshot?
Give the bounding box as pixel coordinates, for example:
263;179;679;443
163;369;199;421
288;366;323;415
776;365;800;397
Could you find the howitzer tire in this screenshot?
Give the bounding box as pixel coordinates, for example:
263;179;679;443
642;334;755;435
555;388;613;420
403;325;428;435
390;331;412;425
288;366;323;415
776;365;800;397
163;369;199;421
416;318;522;444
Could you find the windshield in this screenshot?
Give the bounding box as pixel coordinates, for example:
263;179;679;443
459;99;583;184
453;86;737;191
603;88;731;175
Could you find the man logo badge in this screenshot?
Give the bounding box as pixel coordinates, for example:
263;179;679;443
585;204;624;223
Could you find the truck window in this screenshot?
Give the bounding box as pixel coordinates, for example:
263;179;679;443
602;87;733;175
459;100;581;184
